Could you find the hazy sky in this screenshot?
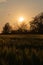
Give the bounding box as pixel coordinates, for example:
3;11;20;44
0;0;43;32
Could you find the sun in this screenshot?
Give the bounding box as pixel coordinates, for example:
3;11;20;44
18;17;24;23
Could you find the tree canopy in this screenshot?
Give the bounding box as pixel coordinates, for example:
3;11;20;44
2;23;12;34
30;12;43;34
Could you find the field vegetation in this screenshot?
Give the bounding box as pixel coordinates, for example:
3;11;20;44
0;35;43;65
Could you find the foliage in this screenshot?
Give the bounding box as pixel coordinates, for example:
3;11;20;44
30;12;43;33
2;23;12;34
0;36;43;65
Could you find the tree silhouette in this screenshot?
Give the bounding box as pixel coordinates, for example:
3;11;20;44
18;22;28;33
2;23;12;34
30;12;43;34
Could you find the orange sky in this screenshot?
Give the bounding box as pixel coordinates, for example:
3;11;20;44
0;0;43;32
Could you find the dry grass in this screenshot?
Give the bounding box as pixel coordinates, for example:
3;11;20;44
0;34;43;65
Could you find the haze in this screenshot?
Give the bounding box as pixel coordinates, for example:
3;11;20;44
0;0;43;32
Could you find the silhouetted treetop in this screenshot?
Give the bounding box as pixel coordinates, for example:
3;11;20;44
30;12;43;33
2;23;12;34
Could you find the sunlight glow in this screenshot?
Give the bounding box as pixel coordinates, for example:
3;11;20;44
18;17;24;23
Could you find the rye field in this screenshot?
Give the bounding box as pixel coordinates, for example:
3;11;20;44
0;34;43;65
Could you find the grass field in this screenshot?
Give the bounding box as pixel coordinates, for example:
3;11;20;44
0;34;43;65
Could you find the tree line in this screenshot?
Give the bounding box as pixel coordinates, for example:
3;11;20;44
1;12;43;34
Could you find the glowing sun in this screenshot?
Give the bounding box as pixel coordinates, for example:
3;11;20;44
18;17;24;23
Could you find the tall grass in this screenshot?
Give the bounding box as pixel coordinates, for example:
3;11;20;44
0;36;43;65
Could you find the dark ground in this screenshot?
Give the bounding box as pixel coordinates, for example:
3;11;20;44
0;34;43;65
